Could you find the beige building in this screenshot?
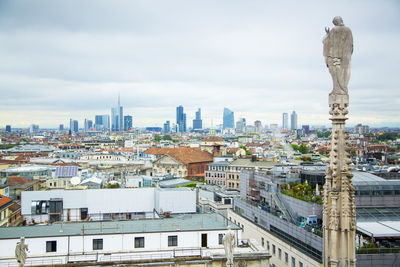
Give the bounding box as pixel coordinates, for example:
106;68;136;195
200;136;225;156
226;159;275;190
153;154;188;177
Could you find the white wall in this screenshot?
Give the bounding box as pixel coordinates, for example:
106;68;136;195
22;188;196;222
156;189;196;214
0;229;232;259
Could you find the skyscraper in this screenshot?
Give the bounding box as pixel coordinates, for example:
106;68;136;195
254;120;262;133
84;119;93;132
95;115;110;131
163;120;171;133
70;119;79;133
223;108;234;129
291;111;298;130
176;105;186;133
193;108;202;130
30;124;39;133
5;125;11;132
282;112;289;130
59;124;64;131
124;115;133;131
111;94;124;132
236;118;246;133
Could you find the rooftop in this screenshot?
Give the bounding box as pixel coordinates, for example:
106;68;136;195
0;164;51;173
229;158;276;168
144;147;213;164
0;213;239;240
6;144;55;153
0;194;12;208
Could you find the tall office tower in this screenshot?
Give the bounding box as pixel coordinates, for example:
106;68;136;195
95;115;103;131
5;125;11;132
176;105;186;133
282;112;289;130
84;119;93;132
59;124;64;131
163;120;171;133
95;115;110;131
290;111;298;130
102;115;110;131
30;124;39;133
70;119;79;133
302;125;310;135
111;95;124;132
235;118;246;133
192;108;202;130
223;108;234;129
254;120;262;133
124;115;133;131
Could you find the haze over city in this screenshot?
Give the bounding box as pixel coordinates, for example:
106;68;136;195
0;0;399;128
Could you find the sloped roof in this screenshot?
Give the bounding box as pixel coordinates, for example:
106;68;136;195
8;202;20;212
0;194;12;208
5;176;32;186
144;147;213;164
202;136;224;142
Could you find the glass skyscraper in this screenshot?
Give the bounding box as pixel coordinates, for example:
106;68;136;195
124;115;133;131
291;111;298;130
282;112;289;130
193;108;202;130
176;105;186;133
223;108;234;129
111;95;124;132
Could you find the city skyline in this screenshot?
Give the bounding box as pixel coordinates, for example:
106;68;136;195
0;1;399;128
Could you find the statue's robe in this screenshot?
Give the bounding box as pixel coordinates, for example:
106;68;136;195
323;25;353;95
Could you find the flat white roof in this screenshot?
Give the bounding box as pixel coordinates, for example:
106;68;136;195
357;221;400;238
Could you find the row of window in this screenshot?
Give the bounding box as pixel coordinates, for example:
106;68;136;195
270;243;303;267
45;236;178;253
228;182;240;188
205;172;226;178
208;166;227;171
206;180;226;186
227;174;240;180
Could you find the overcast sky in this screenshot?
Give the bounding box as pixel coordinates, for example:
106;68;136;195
0;0;399;129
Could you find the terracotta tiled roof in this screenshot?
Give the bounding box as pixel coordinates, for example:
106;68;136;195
8;202;20;212
0;194;12;208
144;147;213;164
202;136;224;142
246;142;261;147
5;176;32;185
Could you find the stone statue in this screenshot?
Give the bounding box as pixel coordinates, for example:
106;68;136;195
223;228;235;267
15;237;29;267
323;16;353;96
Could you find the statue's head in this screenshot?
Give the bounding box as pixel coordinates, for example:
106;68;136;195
333;16;344;26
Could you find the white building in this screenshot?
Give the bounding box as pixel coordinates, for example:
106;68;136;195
22;188;196;223
0;213;267;266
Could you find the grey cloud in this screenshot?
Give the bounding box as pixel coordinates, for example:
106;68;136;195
0;0;399;127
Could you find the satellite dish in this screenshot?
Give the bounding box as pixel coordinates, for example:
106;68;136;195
71;177;80;186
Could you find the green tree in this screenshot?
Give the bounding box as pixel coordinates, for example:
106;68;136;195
154;134;161;142
291;144;300;151
317;131;331;138
163;134;172;141
107;183;120;188
299;143;308;154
